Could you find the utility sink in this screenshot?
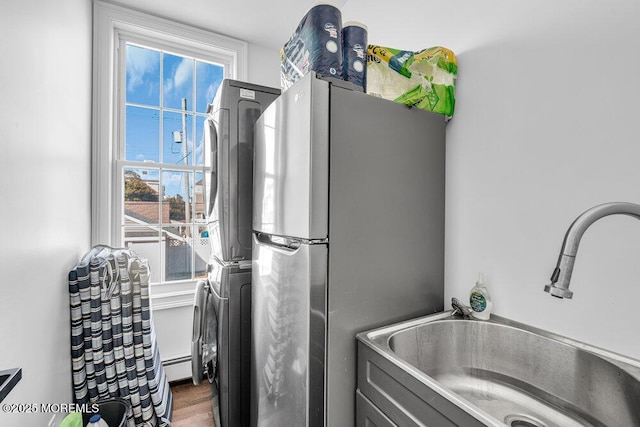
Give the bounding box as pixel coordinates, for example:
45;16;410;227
0;368;22;403
356;312;640;426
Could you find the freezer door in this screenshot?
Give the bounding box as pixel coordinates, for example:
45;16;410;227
251;233;327;427
253;73;329;240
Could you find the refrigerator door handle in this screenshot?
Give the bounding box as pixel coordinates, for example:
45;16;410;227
254;232;328;251
254;232;304;251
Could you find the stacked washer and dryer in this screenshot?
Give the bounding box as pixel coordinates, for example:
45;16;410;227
191;80;280;427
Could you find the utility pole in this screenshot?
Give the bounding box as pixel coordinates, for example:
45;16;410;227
181;97;191;237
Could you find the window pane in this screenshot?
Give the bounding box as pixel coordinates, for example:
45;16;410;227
163;226;192;281
196;61;224;113
194;224;210;278
163;111;193;165
124;225;161;283
162;170;193;224
193;171;205;222
126;44;160;106
163;53;194;110
194;115;206;166
126;106;160;162
123;168;160;204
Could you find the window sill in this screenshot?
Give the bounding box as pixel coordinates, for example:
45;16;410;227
149;279;201;310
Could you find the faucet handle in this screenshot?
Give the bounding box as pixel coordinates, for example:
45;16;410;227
451;297;473;319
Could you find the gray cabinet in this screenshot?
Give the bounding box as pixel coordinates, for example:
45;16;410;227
356;390;397;427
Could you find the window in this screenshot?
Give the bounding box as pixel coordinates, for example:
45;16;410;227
93;1;247;299
122;43;221;283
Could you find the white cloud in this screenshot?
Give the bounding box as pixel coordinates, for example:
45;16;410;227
163;58;194;105
206;83;217;106
163;171;190;197
173;59;193;89
164;172;184;184
164;78;174;95
126;47;158;93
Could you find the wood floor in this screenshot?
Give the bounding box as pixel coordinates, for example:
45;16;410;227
170;379;216;427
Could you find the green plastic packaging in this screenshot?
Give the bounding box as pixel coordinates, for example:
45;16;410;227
367;45;458;117
59;412;83;427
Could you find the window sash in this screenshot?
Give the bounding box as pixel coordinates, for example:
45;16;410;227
117;42;213;285
117;40;215;285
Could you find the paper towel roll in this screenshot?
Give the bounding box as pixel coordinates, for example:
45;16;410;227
280;4;343;91
342;21;368;92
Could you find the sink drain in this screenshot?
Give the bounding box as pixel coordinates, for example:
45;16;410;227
504;414;546;427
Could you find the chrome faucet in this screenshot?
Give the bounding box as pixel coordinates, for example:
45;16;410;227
545;202;640;299
451;297;473;318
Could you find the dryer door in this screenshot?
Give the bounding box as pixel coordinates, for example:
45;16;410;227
191;280;218;385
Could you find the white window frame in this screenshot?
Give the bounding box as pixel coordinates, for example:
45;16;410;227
92;1;247;307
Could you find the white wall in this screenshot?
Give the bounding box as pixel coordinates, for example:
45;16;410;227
247;43;280;88
0;0;92;425
445;0;640;359
0;8;280;427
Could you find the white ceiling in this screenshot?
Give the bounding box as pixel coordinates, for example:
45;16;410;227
110;0;606;59
110;0;346;50
107;0;487;54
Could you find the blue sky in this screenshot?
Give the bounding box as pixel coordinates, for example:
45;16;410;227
124;43;223;200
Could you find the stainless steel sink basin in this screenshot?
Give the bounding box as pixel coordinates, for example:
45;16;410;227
356;312;640;427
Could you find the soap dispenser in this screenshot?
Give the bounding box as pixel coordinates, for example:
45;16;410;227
469;273;493;320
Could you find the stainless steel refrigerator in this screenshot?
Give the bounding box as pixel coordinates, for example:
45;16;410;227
191;79;279;427
251;71;446;427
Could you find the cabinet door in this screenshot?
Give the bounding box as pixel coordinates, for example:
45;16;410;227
356;390;398;427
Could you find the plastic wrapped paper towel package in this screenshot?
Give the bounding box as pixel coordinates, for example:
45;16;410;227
280;4;344;91
342;21;368;91
367;45;458;117
280;4;457;116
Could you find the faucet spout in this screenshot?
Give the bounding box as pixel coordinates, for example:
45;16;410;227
545;202;640;299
